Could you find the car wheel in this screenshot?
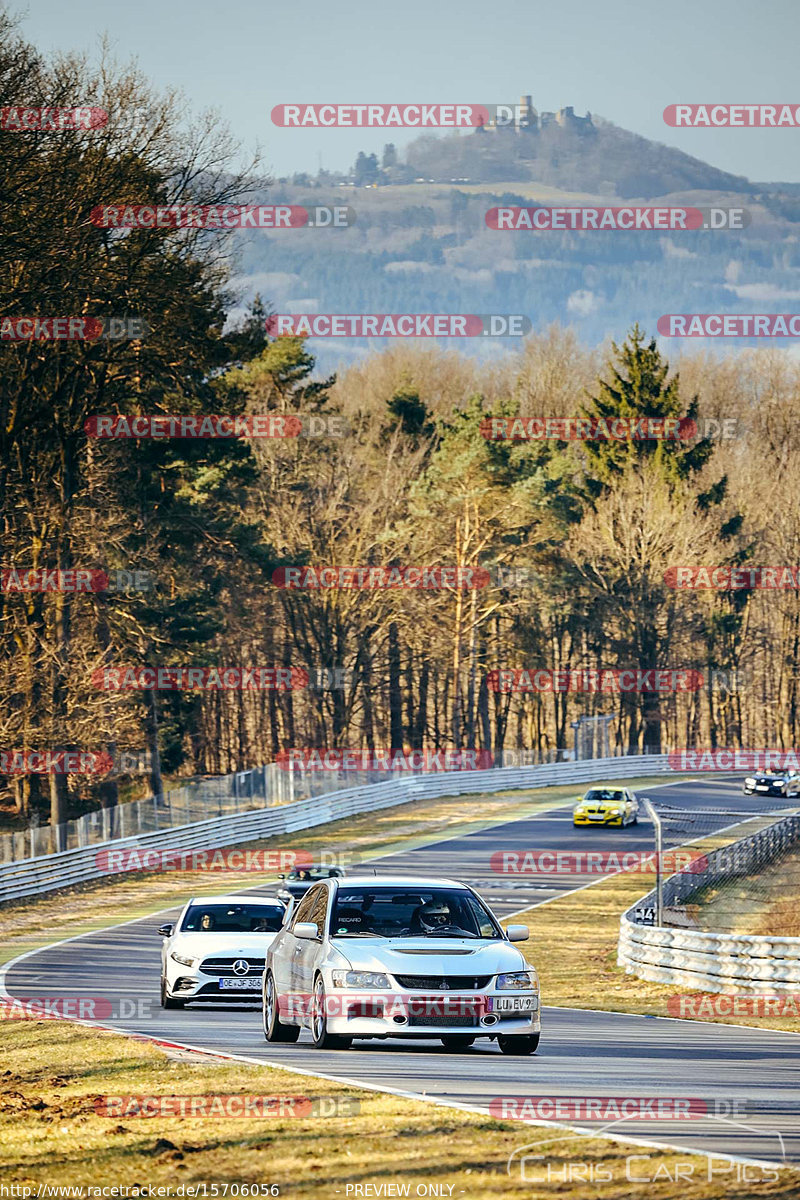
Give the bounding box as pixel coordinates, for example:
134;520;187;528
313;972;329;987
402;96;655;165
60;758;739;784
498;1033;540;1056
263;972;300;1043
311;976;351;1050
440;1035;475;1051
160;975;184;1010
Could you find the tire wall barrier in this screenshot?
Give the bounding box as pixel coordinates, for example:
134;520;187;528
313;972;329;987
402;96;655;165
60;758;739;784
618;814;800;992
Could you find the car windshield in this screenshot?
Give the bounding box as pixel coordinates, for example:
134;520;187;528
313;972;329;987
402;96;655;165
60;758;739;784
180;904;285;933
330;887;502;939
287;867;340;882
583;789;623;803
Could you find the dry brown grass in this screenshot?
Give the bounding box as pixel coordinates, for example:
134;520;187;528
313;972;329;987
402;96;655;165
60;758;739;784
0;1021;797;1198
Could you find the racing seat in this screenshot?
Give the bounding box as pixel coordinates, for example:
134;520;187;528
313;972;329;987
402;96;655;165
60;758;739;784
335;907;374;933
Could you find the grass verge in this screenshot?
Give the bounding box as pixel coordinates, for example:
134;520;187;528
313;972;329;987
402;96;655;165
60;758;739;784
685;846;800;936
1;1021;798;1197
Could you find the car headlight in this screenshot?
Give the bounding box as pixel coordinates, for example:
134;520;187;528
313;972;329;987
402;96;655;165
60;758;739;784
170;952;197;967
331;970;391;989
496;971;536;991
744;777;755;785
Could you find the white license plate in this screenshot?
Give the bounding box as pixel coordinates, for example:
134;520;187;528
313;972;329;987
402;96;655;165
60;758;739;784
219;977;261;990
756;785;770;791
492;995;538;1013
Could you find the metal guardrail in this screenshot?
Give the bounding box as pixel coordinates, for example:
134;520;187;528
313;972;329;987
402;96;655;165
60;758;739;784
0;747;602;863
618;814;800;991
0;754;670;904
0;762;297;863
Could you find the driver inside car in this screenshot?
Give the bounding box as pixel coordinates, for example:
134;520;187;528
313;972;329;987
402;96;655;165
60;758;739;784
411;899;464;935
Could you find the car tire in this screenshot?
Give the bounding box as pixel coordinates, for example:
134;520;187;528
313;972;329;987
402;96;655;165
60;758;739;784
160;975;184;1010
498;1033;540;1056
311;976;351;1050
263;972;300;1043
440;1035;475;1051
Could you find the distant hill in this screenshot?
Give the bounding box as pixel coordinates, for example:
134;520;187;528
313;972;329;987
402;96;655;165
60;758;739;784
400;115;751;198
237;101;799;372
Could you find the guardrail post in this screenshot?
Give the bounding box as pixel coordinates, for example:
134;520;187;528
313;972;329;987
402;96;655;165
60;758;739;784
641;796;663;927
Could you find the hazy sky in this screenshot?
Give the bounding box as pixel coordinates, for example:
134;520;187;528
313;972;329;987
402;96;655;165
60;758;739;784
17;0;800;182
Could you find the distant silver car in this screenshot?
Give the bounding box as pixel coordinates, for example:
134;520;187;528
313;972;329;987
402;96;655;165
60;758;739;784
159;895;287;1008
276;865;346;906
262;874;540;1055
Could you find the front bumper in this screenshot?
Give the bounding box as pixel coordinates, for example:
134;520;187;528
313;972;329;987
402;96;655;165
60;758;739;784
315;991;541;1038
169;972;263;1001
573;813;623;826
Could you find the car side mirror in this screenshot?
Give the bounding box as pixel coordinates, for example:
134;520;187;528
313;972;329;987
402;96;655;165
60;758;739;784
293;921;319;941
506;924;529;942
157;923;174;937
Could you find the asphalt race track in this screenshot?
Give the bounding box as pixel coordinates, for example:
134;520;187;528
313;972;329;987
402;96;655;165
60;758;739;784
4;774;800;1167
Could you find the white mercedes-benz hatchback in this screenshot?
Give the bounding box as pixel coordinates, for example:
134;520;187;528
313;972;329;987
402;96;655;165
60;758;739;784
159;895;287;1008
262;875;540;1054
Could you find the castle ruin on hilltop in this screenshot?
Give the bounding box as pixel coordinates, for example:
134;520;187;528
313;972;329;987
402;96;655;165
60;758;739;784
478;95;594;134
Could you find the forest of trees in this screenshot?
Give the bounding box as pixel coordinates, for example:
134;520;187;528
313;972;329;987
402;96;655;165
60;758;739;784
3;13;800;833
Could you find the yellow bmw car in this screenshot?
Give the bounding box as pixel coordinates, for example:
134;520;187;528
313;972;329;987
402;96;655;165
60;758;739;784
572;787;639;827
